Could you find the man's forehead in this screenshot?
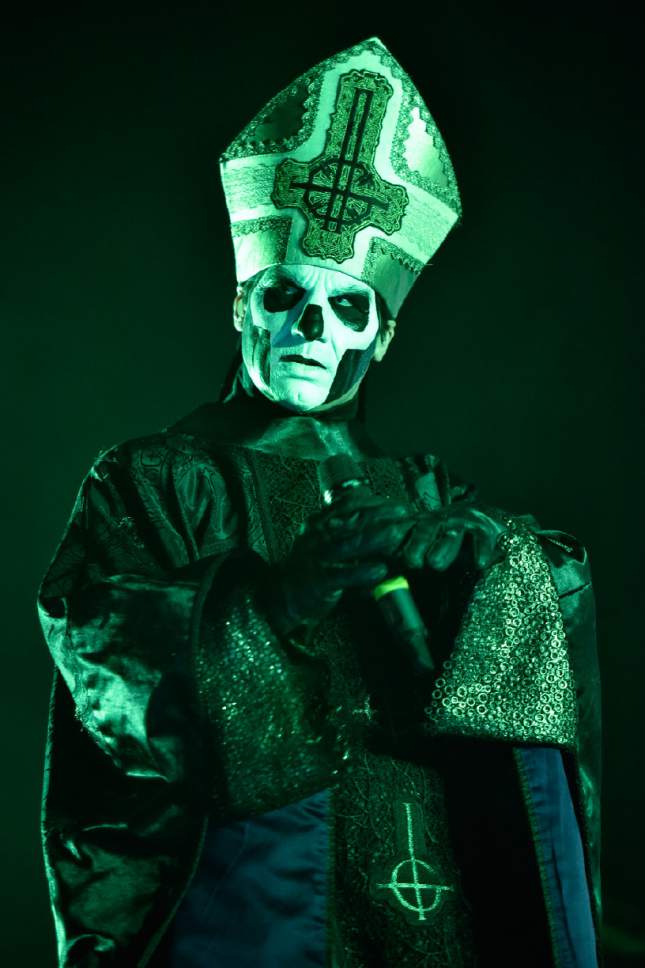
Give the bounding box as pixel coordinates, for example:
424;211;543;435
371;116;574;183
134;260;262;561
261;263;374;295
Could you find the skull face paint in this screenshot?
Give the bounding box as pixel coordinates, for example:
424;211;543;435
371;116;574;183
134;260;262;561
239;264;382;413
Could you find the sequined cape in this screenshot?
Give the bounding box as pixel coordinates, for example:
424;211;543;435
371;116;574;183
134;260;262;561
36;401;602;967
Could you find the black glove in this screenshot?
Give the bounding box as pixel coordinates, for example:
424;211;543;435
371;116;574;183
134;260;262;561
386;504;508;573
262;492;410;638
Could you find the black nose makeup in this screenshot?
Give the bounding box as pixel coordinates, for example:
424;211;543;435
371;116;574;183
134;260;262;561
296;303;324;341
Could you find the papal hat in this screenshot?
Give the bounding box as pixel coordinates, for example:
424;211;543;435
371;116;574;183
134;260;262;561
219;36;461;317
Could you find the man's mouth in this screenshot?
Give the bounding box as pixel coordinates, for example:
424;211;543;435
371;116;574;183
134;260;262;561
281;354;325;369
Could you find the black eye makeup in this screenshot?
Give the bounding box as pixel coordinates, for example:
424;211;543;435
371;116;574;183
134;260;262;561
329;292;371;330
258;273;372;329
261;276;305;313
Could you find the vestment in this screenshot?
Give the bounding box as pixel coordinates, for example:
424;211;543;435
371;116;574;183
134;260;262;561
37;369;603;966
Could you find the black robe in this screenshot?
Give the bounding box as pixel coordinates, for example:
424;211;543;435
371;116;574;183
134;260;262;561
37;377;603;966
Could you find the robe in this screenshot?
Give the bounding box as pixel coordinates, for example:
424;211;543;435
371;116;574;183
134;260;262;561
37;388;603;967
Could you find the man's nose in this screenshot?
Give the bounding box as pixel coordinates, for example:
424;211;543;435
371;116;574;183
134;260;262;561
295;303;324;341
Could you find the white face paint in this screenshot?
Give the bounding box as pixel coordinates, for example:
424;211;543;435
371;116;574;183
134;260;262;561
239;263;381;413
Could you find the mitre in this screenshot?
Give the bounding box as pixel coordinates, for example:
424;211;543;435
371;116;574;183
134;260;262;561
220;36;461;317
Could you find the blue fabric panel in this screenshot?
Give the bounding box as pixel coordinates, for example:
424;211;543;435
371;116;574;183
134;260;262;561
166;789;330;967
517;746;598;968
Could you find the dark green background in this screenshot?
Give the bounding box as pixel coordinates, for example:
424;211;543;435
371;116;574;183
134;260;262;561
2;2;642;963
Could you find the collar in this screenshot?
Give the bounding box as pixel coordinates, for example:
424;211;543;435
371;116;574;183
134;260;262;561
165;361;384;461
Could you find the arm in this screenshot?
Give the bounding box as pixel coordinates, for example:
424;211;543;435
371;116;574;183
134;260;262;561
37;438;348;818
386;453;603;937
420;496;602;936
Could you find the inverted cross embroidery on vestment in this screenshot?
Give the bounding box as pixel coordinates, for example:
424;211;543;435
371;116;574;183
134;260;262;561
370;800;454;925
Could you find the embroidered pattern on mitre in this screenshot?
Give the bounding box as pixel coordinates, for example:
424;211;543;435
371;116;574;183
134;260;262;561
219;36;461;317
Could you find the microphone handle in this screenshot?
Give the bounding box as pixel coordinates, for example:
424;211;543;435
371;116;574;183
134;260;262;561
321;473;434;675
372;578;435;673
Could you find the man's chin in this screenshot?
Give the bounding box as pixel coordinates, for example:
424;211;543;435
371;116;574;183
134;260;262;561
267;383;330;412
275;395;327;414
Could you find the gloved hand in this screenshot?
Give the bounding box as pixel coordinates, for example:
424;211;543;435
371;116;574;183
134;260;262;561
310;489;508;575
262;493;410;638
384;502;509;573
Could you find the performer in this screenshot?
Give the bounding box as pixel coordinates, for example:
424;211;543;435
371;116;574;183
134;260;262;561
37;37;602;967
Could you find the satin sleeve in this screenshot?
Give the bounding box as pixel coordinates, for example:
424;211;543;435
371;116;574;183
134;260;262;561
36;439;344;816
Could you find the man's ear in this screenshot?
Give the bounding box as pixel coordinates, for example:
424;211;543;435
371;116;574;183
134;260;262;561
232;286;246;332
373;319;396;363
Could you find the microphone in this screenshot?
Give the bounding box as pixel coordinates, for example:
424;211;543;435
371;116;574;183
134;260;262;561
318;454;434;675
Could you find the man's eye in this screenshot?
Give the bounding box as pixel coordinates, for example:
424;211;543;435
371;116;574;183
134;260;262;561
263;285;304;313
330;293;370;329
